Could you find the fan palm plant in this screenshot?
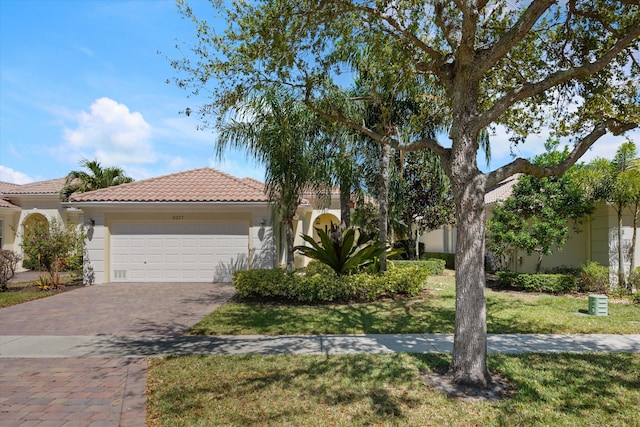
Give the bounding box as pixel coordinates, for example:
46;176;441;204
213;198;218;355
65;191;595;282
60;159;133;201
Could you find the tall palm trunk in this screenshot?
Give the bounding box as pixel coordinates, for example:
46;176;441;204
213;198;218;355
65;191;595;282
340;174;351;228
378;143;391;271
285;215;295;272
617;203;626;290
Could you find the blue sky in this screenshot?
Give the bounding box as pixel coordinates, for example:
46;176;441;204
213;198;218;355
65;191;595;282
1;0;637;185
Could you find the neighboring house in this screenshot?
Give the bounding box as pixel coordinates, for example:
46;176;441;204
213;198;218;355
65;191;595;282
418;175;640;280
0;178;84;261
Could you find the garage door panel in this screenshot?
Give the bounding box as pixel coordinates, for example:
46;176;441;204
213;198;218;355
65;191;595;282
110;221;249;282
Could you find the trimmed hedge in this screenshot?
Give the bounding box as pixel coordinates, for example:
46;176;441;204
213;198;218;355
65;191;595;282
393;259;446;275
421;252;455;269
496;271;579;294
233;265;430;303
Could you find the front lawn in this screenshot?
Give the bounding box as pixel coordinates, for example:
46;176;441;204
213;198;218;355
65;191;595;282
189;271;640;335
147;353;640;427
0;275;80;308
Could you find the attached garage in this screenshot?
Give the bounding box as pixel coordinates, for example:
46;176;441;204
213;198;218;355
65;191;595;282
67;168;275;284
110;221;249;282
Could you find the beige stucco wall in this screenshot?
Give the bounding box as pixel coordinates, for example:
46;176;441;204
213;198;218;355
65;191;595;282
0;210;20;251
419;225;456;254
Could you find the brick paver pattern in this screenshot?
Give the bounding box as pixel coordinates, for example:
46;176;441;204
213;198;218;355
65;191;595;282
0;282;235;426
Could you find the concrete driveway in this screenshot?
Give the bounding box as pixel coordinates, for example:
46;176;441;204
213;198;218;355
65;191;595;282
0;282;236;426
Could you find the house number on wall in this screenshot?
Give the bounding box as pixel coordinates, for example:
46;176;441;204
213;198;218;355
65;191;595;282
172;216;184;220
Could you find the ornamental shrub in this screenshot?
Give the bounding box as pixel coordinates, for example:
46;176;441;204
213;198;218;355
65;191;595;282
0;250;21;292
579;262;610;294
627;267;640;294
495;271;578;294
232;265;429;303
393;259;446;275
421;252;455;269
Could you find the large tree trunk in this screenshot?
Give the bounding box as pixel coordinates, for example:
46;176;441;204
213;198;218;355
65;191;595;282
447;118;492;387
378;143;391;271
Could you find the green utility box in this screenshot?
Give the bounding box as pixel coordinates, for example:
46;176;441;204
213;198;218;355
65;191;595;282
588;294;608;316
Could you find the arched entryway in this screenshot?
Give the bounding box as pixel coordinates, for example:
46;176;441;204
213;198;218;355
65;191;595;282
23;213;49;236
21;213;49;266
311;213;340;241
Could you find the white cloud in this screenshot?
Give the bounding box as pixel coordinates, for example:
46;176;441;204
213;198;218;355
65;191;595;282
60;97;156;167
0;165;34;184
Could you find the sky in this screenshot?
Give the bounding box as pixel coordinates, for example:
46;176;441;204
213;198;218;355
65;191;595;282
0;0;638;185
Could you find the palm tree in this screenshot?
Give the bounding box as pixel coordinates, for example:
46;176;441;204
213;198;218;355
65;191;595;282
217;86;328;272
579;141;640;289
60;159;134;201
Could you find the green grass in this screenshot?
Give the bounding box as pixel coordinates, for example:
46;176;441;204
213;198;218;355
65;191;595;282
0;276;80;308
147;353;640;427
0;289;56;308
189;272;640;335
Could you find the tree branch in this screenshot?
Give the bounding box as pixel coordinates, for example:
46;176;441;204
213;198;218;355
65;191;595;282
474;0;555;78
434;1;459;52
478;22;640;128
337;1;445;65
486;119;638;187
302;99;451;161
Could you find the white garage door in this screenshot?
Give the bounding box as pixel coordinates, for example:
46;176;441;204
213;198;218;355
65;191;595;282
110;222;249;282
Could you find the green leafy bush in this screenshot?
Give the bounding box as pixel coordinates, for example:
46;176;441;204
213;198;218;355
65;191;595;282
627;267;640;293
421;252;455;269
496;271;520;289
495;271;578;294
631;292;640;305
393;259;446;275
579;262;610;294
233;265;429;303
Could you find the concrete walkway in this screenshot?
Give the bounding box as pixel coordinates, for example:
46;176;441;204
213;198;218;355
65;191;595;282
2;333;640;358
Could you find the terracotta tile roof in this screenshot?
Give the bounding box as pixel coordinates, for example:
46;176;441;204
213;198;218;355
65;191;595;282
69;168;269;203
0;181;21;194
0;198;19;208
241;177;266;192
4;177;67;195
485;174;520;205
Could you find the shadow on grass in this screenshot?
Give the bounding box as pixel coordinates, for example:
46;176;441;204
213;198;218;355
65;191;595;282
189;297;457;335
149;353;448;425
147;352;639;425
491;353;640;425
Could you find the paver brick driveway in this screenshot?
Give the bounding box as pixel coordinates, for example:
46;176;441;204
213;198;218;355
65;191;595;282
0;282;236;336
1;282;236;426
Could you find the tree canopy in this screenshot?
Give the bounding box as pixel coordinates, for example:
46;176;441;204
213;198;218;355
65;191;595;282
171;0;640;388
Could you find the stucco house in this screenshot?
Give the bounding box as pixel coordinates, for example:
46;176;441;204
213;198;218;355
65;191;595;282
419;175;640;280
0;178;84;265
1;168;339;284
